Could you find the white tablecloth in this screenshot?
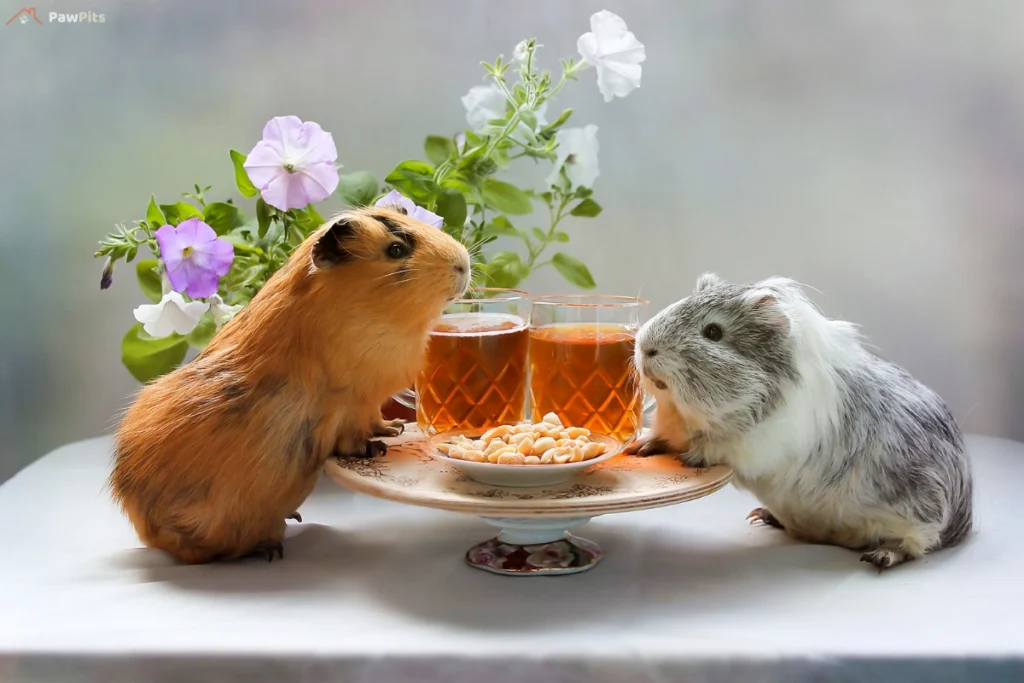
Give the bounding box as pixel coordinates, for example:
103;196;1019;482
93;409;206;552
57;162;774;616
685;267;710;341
1;435;1022;682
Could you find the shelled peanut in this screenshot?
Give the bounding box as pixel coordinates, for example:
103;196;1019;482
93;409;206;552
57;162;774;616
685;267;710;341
436;413;608;466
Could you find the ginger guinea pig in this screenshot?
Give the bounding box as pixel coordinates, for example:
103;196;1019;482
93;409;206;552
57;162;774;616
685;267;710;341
629;273;974;571
110;205;471;564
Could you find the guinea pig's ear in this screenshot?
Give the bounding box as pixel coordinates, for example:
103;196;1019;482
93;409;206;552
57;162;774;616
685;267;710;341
744;289;792;334
695;272;723;293
311;216;357;270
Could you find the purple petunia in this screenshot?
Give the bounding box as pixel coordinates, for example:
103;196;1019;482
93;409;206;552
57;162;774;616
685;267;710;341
155;218;235;299
375;190;444;229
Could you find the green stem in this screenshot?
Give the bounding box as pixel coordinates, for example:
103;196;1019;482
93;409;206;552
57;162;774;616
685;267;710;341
548;61;588;100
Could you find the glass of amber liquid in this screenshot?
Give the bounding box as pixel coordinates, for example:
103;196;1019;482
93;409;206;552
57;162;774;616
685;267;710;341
396;289;530;434
529;295;653;443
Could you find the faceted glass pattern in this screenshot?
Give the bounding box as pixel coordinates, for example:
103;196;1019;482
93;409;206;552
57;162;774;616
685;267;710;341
529;323;643;442
415;290;530;434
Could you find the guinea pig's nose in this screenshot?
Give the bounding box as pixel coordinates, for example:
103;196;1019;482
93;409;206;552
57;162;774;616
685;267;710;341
453;263;467;274
643;347;658;358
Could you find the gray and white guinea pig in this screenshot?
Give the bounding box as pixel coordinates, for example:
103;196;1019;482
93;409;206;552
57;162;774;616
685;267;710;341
628;273;974;571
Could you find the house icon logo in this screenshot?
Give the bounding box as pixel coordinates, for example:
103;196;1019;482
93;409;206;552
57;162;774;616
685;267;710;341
6;7;44;25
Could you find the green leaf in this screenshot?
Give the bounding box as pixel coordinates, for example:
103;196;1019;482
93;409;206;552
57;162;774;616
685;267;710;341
492;146;511;170
256;198;272;239
424;136;455;166
478;251;528;289
481;178;532;215
185;315;218;349
292;205;326;235
203;201;243;235
121;323;189;384
135;259;162;303
570;198;602;218
552;252;596;289
434;190;467;229
384;160;438;203
541;108;573;135
159;201;202;226
146;196;165;227
531;227;548;244
519;109;538;130
336;171;379;207
553;230;570;242
230;149;259;198
486;215;519;237
439;174;473;195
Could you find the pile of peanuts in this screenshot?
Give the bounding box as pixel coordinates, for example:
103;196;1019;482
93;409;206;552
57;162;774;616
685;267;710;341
437;413;608;466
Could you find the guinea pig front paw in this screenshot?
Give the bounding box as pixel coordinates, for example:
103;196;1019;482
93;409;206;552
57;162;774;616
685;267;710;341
625;436;674;457
335;439;388;460
860;546;913;572
679;452;709;468
371;419;406;438
363;439;388;458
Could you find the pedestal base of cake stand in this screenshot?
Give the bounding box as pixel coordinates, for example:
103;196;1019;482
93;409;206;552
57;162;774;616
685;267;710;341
465;516;602;576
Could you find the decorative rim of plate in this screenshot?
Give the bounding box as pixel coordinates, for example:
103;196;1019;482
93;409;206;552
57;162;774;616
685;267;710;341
325;432;734;519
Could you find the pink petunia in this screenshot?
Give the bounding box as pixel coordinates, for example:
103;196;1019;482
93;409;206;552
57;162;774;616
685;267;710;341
243;116;340;211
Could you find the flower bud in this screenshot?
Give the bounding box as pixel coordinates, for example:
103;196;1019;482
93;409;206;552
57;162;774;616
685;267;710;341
100;257;114;290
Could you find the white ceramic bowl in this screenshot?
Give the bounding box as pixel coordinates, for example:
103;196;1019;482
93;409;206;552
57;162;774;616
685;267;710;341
425;428;625;488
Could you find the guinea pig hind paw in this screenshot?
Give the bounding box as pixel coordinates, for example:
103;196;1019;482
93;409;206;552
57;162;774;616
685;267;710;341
860;546;912;572
242;540;284;563
746;507;784;529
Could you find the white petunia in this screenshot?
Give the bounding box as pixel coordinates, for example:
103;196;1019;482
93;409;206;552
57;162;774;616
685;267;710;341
546;125;600;189
461;83;548;135
512;40;531;66
133;291;209;338
577;10;646;103
208;294;243;329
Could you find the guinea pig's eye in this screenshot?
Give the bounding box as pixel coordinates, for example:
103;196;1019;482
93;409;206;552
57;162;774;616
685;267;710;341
702;323;723;342
386;242;410;260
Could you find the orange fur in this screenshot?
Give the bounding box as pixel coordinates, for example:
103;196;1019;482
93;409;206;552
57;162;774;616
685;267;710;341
109;206;471;564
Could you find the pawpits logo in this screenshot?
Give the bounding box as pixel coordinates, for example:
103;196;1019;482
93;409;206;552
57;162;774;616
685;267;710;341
6;6;106;25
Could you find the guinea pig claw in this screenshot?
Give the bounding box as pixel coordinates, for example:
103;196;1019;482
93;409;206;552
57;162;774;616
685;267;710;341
287;512;302;523
746;507;784;529
244;540;284;562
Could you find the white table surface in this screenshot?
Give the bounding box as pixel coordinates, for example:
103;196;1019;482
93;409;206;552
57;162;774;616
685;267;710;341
1;435;1022;683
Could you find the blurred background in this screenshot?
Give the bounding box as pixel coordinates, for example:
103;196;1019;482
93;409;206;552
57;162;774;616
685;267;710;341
1;0;1022;483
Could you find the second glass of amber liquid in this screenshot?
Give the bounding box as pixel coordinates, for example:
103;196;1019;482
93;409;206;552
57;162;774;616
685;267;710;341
411;288;530;434
529;295;651;443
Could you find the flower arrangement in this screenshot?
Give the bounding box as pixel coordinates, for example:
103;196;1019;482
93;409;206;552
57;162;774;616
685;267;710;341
94;9;645;383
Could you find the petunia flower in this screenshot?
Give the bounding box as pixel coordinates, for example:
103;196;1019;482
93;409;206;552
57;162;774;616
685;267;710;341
577;10;646;103
461;83;548;135
99;256;114;290
546;125;600;189
133;291;209;338
208;294;243;329
512;40;532;66
156;218;235;299
375;190;444;229
243;116;340;211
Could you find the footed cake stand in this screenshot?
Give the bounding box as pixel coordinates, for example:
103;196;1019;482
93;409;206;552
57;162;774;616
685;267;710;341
325;429;733;576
